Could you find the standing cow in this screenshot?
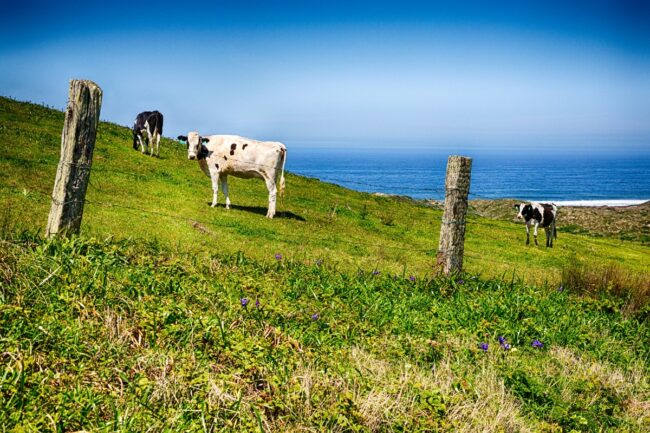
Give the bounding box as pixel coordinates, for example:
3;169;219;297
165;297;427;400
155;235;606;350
178;131;287;218
133;111;164;157
514;202;558;247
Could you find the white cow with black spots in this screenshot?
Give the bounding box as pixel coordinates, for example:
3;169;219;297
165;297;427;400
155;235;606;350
178;132;287;218
514;202;558;247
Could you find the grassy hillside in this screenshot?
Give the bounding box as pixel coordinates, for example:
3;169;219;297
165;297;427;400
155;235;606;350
470;199;650;244
1;97;649;432
0;97;647;284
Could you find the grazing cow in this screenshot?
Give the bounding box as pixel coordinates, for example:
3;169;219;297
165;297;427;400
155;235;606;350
133;111;164;157
514;202;558;247
177;131;287;218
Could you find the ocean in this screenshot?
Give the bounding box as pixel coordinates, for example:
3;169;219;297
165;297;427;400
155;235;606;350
286;148;650;205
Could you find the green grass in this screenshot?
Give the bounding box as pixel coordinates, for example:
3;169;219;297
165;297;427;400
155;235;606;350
1;96;649;431
1;96;648;284
1;234;648;432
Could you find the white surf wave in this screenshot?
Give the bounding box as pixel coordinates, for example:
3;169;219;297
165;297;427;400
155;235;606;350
542;199;649;207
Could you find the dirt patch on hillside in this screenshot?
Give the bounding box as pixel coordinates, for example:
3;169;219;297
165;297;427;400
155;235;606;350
469;199;650;244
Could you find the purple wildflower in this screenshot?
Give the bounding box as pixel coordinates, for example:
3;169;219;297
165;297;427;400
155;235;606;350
240;298;249;307
311;313;319;321
458;279;465;285
255;299;260;308
532;339;544;348
372;270;380;275
557;284;564;292
502;343;511;350
498;336;506;345
479;342;489;351
274;253;283;261
409;275;416;282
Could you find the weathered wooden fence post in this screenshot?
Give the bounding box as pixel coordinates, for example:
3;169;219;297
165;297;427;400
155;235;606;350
437;155;472;275
46;79;102;238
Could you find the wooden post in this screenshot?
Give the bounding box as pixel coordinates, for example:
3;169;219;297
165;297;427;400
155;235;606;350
46;80;102;238
437;155;472;275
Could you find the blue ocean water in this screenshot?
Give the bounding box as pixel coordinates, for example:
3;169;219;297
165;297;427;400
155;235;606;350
285;148;650;202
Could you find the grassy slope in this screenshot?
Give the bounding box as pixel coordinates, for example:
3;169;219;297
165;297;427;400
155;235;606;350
0;97;647;284
1;97;649;432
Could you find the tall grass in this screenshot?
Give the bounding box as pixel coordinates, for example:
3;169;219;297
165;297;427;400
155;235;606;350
562;258;650;317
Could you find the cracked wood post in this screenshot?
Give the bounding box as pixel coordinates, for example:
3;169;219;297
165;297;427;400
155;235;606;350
437;155;472;275
46;80;102;238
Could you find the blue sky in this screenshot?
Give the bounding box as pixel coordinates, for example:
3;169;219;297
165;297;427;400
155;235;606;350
1;1;649;153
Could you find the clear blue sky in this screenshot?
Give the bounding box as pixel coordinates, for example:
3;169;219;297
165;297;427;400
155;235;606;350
1;1;649;154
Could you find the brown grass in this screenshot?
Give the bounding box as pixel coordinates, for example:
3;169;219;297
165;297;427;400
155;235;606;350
561;258;650;315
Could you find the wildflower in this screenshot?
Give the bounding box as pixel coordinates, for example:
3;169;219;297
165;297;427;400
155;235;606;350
372;270;380;275
255;299;260;308
557;284;564;292
498;336;507;345
409;275;416;282
458;279;465;285
240;298;249;307
479;342;488;351
311;313;319;321
315;259;323;266
275;253;283;261
502;343;511;350
532;339;544;348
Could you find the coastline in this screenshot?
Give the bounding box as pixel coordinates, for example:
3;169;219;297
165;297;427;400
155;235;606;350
538;199;649;207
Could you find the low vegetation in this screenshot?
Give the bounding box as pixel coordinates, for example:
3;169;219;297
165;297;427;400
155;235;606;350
1;96;649;431
1;234;648;432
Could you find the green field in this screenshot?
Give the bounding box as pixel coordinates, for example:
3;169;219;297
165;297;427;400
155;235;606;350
1;97;648;432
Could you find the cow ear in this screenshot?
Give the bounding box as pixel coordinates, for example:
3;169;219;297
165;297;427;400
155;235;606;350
201;137;210;144
177;135;187;142
514;204;520;210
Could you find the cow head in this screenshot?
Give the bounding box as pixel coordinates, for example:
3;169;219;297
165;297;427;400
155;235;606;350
514;203;533;221
179;132;209;160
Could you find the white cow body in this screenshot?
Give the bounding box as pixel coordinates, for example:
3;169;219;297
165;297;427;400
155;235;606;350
180;132;286;218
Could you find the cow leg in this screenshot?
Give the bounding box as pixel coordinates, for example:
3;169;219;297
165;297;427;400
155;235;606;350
220;175;231;209
545;227;551;247
210;172;220;208
533;222;539;246
155;132;161;157
148;131;155;157
137;132;146;153
264;177;277;218
525;221;531;245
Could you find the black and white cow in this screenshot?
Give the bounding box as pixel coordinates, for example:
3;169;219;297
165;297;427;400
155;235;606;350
133;111;164;157
514;202;558;247
178;132;287;218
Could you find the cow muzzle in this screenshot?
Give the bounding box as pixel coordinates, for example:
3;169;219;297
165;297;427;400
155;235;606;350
188;155;196;160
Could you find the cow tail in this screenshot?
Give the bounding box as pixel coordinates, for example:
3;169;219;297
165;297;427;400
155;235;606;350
279;147;287;198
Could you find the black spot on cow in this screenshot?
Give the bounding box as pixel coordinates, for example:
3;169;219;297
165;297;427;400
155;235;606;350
532;207;543;224
230;143;237;155
215;163;219;169
243;143;248;150
198;144;209;160
520;204;534;221
223;155;227;160
541;204;555;227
